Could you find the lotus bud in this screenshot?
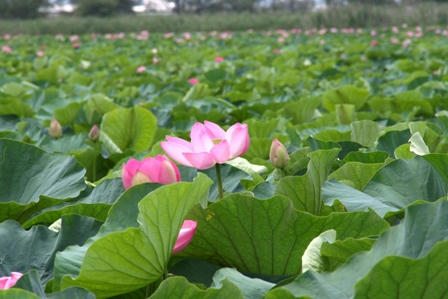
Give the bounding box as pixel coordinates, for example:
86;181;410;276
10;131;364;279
88;125;99;141
49;119;62;138
269;138;290;168
173;220;197;254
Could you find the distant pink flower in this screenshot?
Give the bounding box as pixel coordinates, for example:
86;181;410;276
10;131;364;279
152;48;158;54
370;40;378;47
277;37;285;43
402;39;412;47
55;34;64;40
72;43;80;49
183;32;191;40
69;35;79;42
136;66;146;73
390;38;399;44
392;26;399;34
164;32;173;39
36;51;44;56
121;155;180;189
188;78;199;85
272;48;282;54
173;220;197;254
214;56;224;63
0;272;23;290
152;57;159;64
370;30;377;36
1;45;11;53
3;34;11;40
161;121;250;170
330;27;338;33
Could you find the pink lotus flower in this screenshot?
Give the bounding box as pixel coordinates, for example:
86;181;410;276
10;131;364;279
161;121;250;170
370;40;378;47
173;220;197;254
36;51;44;56
152;57;159;64
121;155;181;189
1;45;11;53
188;78;199;85
402;39;412;48
136;66;146;73
72;43;80;49
390;38;399;44
0;272;23;290
214;56;224;63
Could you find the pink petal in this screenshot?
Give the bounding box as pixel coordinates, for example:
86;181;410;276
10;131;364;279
122;158;141;189
0;272;22;290
173;220;197;254
225;123;250;159
161;139;194;167
204;121;226;139
190;123;213;152
183;152;216;169
210;140;231;163
155;155;181;184
139;157;158;182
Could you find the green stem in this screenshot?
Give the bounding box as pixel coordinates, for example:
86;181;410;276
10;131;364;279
215;163;224;200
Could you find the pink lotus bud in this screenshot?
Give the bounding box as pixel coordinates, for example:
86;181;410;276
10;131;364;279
152;57;159;64
390;38;399;44
370;40;378;47
36;51;44;57
161;121;250;170
136;66;146;73
188;78;199;85
269;138;290;168
0;272;23;290
173;220;197;254
214;56;224;63
88;125;99;141
121;155;181;189
72;43;80;49
49;119;62;138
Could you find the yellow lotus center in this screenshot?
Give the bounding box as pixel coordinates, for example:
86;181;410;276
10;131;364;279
212;138;222;145
131;171;152;186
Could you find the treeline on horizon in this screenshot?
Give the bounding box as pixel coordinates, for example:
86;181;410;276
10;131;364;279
0;0;447;19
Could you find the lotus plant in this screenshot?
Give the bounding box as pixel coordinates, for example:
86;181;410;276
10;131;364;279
122;155;180;189
270;138;290;169
161;121;250;199
0;272;22;290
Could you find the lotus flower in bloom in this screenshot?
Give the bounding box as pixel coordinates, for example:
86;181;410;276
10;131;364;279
0;272;22;290
188;78;199;85
161;121;250;170
173;220;197;254
121;155;180;189
214;56;224;63
1;45;11;53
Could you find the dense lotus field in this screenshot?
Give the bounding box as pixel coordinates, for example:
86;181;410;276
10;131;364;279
1;26;448;298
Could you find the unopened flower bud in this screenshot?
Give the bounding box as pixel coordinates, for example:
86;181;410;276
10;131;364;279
88;125;99;141
49;119;62;138
269;138;290;168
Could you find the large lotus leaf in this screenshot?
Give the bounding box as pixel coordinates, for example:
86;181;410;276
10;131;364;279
53;183;160;288
0;139;86;223
376;129;411;157
323;85;369;112
100;106;157;155
350;120;379;148
60;174;213;298
323;180;399;217
354;240;448;299
328;162;385;190
362;156;447;208
149;276;243;299
0;97;35;117
321;238;375;271
275;149;340;214
211;268;274;299
278;200;448;299
182;194;388;276
23;178;124;228
0;214;100;282
0;289;40;299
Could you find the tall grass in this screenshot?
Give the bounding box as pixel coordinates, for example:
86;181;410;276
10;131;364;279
0;3;447;35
